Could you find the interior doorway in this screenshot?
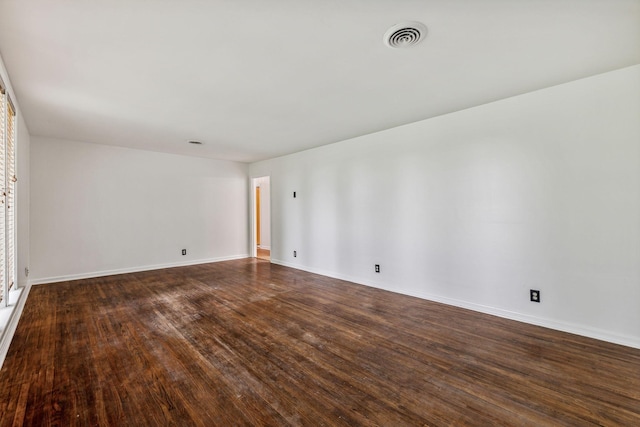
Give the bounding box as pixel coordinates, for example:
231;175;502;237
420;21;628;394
252;176;271;261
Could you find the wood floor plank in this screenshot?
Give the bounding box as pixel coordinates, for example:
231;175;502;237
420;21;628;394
1;258;639;426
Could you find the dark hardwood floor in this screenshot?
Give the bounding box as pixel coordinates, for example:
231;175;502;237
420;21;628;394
1;259;639;426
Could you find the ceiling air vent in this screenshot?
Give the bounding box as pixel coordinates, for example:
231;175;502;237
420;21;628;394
384;21;428;48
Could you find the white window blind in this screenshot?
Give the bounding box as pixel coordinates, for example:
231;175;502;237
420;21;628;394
0;79;5;305
0;77;17;307
6;98;15;294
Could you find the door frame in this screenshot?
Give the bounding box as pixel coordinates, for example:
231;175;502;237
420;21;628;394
250;176;271;259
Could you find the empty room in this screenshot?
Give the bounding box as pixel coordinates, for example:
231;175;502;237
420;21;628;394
0;1;639;425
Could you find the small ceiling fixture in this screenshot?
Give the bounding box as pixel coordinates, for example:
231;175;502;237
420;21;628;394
384;21;428;48
188;140;203;145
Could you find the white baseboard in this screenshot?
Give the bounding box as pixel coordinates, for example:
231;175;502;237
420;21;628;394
29;254;250;285
23;256;640;350
0;283;32;370
271;259;640;350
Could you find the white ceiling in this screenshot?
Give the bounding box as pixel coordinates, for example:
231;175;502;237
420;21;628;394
0;0;638;163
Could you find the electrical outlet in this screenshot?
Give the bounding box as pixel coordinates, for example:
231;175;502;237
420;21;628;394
293;191;296;198
293;250;297;257
375;264;380;273
181;249;187;256
25;267;29;277
530;289;540;303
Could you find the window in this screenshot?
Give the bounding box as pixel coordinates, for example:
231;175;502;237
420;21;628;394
0;76;17;307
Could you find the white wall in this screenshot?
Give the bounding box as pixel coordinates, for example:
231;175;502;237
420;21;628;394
250;65;640;348
30;138;249;283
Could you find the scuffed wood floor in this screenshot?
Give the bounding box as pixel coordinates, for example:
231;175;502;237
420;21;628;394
0;258;639;426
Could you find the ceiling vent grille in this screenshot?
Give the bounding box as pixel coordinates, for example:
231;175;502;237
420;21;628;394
384;22;428;48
